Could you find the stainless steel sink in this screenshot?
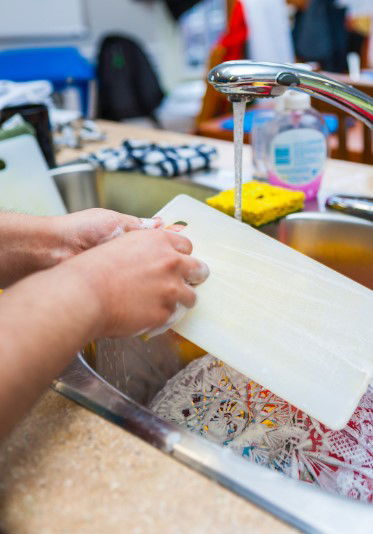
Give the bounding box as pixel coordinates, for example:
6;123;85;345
264;211;373;290
52;167;373;534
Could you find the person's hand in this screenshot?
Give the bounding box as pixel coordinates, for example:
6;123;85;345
0;208;163;288
62;228;209;338
51;208;163;260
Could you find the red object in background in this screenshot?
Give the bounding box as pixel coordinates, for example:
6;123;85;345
246;380;373;502
218;0;248;61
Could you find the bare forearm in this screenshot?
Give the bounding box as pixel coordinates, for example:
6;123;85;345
0;263;101;438
0;212;68;287
0;225;205;439
0;209;152;288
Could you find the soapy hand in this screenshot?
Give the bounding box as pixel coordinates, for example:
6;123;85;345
0;208;163;287
61;228;209;338
51;208;163;258
0;215;208;438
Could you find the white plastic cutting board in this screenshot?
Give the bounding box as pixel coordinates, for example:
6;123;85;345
157;195;373;430
0;134;66;216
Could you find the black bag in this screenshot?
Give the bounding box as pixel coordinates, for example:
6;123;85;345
96;35;164;123
294;0;347;72
164;0;201;19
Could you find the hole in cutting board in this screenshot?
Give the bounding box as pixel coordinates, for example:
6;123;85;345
0;159;6;171
167;221;188;232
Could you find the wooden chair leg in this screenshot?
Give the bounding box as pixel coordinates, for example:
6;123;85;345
338;117;348;161
362;125;372;164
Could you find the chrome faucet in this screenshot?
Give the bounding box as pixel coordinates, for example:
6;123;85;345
208;61;373;128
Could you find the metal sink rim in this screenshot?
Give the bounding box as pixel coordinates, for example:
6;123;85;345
53;210;373;534
53;352;373;534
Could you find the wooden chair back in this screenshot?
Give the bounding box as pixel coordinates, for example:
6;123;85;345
312;73;373;163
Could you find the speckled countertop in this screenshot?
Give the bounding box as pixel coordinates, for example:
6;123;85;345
0;391;295;534
1;124;372;533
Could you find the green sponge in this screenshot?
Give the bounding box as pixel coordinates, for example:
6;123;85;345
0;123;35;142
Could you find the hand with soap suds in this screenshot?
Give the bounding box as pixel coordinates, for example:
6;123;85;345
51;207;163;253
62;228;209;338
0;214;209;438
0;209;162;287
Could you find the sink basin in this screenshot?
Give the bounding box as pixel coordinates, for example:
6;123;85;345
52;168;373;534
264;210;373;290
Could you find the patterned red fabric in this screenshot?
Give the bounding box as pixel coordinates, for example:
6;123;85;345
218;0;248;61
246;381;373;502
151;354;373;503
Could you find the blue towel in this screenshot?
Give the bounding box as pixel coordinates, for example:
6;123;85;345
221;109;339;134
362;71;373;80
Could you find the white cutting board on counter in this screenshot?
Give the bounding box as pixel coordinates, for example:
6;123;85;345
0;134;66;216
157;195;373;430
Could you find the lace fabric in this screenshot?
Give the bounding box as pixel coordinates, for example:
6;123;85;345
150;354;373;503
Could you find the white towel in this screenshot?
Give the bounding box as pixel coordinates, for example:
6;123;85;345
242;0;295;64
0;80;53;110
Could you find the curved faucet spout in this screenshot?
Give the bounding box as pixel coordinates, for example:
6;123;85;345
208;61;373;128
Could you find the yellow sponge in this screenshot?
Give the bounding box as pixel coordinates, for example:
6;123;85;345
206;181;305;227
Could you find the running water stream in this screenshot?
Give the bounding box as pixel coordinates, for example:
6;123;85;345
232;99;247;221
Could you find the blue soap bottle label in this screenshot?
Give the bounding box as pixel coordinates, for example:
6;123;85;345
269;128;327;200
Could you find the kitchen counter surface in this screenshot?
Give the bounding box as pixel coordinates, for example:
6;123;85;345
57;121;373;200
0;391;296;534
0;121;372;533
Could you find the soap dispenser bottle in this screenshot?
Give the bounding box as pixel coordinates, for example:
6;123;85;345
266;90;327;200
251;95;284;181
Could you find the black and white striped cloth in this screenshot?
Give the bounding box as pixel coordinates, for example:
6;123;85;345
83;139;217;177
